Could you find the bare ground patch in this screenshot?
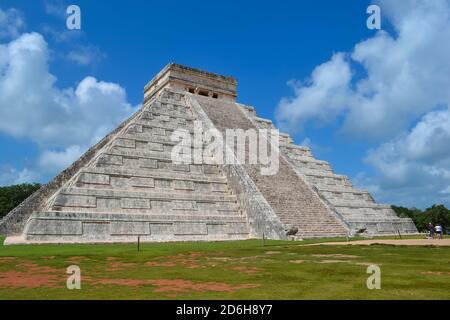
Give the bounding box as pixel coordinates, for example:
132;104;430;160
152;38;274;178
66;256;89;264
107;261;137;272
311;254;359;259
0;262;63;288
145;252;206;269
0;257;16;262
91;278;259;293
317;260;350;264
289;260;305;264
421;271;450;276
226;265;260;275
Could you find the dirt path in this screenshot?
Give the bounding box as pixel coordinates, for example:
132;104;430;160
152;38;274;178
310;239;450;246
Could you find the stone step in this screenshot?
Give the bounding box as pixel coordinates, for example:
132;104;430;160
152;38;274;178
77;171;229;195
285;154;330;166
133;119;195;133
139;109;196;123
124;123;178;138
303;173;352;187
345;217;410;224
280;143;313;157
297;232;347;238
144;105;195;120
25;210;250;241
38;211;247;222
295;167;334;176
298;230;347;235
97;152;221;175
108;145;221;168
337;210;396;217
281;221;345;227
55;203;241;215
57;187;238;203
315;184;370;194
147;99;191;110
117;133;212;150
336;207;397;218
288;159;333;172
107;146;181;162
329;199;391;209
83;167;227;184
319;191;374;203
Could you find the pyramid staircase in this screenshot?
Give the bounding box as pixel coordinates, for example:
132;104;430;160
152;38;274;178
191;94;348;238
238;104;417;235
0;63;417;244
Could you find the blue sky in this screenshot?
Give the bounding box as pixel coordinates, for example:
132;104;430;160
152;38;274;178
1;0;450;209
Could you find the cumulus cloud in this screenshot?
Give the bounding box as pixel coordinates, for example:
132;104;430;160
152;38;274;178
0;33;136;147
277;53;352;132
0;7;25;39
361;108;450;207
38;145;83;174
276;0;450;207
0;32;138;184
277;0;450;140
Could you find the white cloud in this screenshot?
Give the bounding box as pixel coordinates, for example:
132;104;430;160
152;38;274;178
0;32;137;148
277;0;450;140
277;53;352;133
361;108;450;207
38;145;83;174
0;32;138;184
0;7;25;39
67;46;106;66
276;0;450;207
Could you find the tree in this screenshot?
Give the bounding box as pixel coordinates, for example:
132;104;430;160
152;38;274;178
392;205;450;233
392;205;423;231
0;183;41;219
424;205;450;232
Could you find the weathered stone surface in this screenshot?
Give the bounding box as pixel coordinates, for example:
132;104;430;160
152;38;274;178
174;222;208;235
110;221;150;235
192;95;348;239
1;63;417;244
26;219;82;235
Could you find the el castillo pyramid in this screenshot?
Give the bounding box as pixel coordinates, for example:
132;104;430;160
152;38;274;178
0;64;417;244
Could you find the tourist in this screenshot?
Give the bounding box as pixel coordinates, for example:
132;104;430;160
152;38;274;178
435;224;443;240
428;223;435;239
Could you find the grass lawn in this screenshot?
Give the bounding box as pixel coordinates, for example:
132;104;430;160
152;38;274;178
0;235;449;300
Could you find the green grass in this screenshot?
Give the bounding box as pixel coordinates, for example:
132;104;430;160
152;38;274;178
0;236;449;300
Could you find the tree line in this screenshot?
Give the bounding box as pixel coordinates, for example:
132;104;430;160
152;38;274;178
0;183;41;219
392;205;450;233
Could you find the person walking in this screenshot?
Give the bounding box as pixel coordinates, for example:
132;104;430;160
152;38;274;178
435;224;443;240
428;223;435;239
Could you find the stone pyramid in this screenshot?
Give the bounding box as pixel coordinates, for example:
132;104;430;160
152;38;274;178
0;64;417;244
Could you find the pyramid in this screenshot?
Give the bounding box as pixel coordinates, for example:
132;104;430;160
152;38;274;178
0;63;417;244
